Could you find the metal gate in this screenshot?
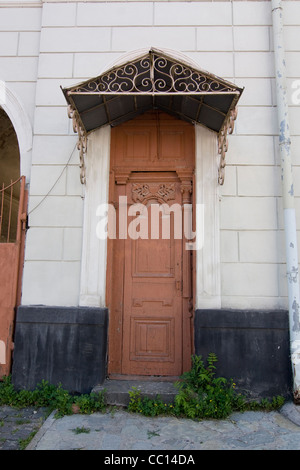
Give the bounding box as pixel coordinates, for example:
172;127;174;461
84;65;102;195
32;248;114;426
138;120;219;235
0;176;27;377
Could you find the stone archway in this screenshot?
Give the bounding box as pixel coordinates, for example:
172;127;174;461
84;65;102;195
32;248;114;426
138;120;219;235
0;102;28;377
0;82;32;183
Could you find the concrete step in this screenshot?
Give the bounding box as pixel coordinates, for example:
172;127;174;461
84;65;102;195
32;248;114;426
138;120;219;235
92;380;179;407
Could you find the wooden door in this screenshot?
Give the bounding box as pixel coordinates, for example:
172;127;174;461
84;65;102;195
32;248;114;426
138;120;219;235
107;111;195;378
0;176;27;376
122;172;183;376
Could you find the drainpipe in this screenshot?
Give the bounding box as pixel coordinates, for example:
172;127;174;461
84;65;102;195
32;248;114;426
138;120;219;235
272;0;300;403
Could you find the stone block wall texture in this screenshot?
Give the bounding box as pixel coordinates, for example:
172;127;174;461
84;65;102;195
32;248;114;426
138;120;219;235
0;1;299;309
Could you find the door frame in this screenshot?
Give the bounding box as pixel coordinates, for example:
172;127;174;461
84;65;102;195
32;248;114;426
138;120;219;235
78;120;221;375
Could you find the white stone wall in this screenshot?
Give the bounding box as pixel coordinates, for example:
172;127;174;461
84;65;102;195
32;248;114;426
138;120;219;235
220;1;300;310
0;2;41;179
0;2;41;125
0;0;299;309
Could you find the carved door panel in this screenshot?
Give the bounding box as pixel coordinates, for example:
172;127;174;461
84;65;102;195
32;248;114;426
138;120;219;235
122;173;183;376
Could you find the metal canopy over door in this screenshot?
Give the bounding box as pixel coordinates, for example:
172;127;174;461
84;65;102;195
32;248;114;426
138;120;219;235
107;111;195;378
62;47;243;186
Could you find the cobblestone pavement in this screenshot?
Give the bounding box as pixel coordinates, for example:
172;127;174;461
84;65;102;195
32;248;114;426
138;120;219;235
0;406;49;450
29;403;300;451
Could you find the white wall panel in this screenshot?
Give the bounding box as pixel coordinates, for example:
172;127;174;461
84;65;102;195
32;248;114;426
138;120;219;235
1;0;293;309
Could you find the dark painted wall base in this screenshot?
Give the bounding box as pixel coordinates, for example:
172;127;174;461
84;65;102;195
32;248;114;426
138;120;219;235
12;306;108;394
194;309;293;399
11;306;293;399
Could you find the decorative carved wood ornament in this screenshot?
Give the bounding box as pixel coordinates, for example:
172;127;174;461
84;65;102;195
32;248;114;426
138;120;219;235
132;182;176;204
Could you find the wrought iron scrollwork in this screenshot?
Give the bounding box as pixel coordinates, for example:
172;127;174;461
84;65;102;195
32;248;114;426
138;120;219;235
68;105;87;184
218;108;238;186
69;52;239;96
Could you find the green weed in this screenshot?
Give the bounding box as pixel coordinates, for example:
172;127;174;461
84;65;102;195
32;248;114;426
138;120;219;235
0;355;285;422
128;354;285;420
71;426;90;434
0;375;106;418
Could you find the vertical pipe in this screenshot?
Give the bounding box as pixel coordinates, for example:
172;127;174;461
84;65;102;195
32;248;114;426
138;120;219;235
272;0;300;402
